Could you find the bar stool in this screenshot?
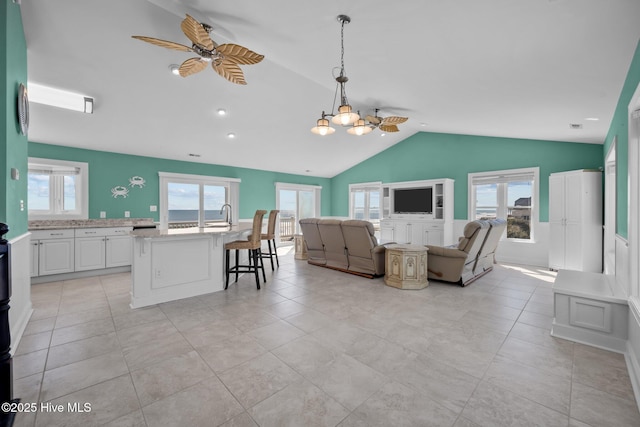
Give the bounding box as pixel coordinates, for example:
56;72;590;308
250;210;280;270
224;210;267;290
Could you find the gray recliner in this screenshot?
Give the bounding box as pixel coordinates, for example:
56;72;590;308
476;218;507;273
299;218;388;277
298;218;326;265
426;220;491;286
341;219;386;276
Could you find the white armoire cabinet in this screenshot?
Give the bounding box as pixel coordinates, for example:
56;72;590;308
548;169;602;272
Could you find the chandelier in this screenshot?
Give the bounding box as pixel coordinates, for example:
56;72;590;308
311;15;372;136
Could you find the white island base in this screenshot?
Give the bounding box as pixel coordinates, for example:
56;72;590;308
130;225;251;309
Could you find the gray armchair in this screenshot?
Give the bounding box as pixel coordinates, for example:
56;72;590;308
426;220;491;286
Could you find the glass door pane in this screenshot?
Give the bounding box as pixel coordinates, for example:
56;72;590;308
299;190;315;221
278;190;297;242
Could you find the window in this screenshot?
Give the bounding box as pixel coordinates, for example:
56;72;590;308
468;168;538;241
28;158;88;219
159;172;240;229
349;182;381;223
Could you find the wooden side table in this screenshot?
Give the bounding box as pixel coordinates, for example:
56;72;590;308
384;244;429;289
294;234;308;260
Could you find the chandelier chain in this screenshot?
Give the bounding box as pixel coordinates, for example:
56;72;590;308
340;19;345;76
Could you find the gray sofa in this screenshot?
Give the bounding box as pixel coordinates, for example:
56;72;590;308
426;218;506;286
299;218;388;277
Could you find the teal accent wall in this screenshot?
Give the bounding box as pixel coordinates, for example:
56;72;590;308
603;39;640;239
1;3;28;239
28;142;332;220
331;132;603;222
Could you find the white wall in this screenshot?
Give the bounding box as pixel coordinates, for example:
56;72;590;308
9;232;33;354
453;220;550;268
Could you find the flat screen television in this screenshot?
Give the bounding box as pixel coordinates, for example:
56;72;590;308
393;187;433;214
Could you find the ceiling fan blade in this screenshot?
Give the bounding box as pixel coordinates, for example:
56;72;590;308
380;116;408;125
380;124;400;132
216;44;264;65
131;36;193;52
181;14;215;50
179;58;208;77
365;115;381;125
212;59;247;85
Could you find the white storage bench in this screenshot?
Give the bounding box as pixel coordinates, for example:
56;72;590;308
552;270;629;353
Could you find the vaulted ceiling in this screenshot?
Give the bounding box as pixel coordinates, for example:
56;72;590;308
20;0;640;177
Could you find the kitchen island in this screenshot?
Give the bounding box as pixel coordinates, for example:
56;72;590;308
129;224;252;309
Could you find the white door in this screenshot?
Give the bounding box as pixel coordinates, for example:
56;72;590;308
548;174;566;269
30;241;39;277
39;238;74;275
106;236;132;267
75;236;106;271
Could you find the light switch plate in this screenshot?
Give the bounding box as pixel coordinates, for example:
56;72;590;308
150;205;157;212
100;211;106;218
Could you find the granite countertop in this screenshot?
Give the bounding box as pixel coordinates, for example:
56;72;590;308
130;223;252;238
29;218;157;230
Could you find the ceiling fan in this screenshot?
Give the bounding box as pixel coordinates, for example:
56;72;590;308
365;109;408;132
132;14;264;85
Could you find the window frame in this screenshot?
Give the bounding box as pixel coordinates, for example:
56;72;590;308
348;182;382;223
159;172;240;229
27;157;89;220
468;167;539;242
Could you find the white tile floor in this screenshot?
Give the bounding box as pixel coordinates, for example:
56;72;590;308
11;248;640;426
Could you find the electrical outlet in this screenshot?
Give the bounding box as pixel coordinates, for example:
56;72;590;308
150;205;157;212
100;211;106;218
124;211;130;218
20;200;24;211
155;269;161;278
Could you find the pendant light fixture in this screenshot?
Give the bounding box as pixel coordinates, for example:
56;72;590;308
311;15;363;136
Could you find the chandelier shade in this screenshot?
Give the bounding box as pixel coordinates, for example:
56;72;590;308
311;115;336;135
347;117;373;135
332;104;359;126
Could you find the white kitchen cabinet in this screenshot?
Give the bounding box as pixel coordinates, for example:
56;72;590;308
31;229;75;277
105;234;132;267
75;235;107;271
548;170;602;272
75;227;132;271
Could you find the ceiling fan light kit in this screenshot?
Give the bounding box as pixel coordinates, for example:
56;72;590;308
132;14;264;85
311;15;408;136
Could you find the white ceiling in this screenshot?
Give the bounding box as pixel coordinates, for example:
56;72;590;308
19;0;640;178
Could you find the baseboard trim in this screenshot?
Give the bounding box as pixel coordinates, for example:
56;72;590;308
550;321;627;354
627;297;640;413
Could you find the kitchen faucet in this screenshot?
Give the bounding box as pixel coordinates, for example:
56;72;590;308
220;203;232;226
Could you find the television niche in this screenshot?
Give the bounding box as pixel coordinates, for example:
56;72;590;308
393;187;433;215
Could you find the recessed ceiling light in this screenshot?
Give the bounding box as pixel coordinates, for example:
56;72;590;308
380;133;386;137
169;64;180;76
584;117;599;121
217;109;227;116
420;122;428;127
227;132;236;139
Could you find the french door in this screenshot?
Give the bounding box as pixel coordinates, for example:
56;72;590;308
275;183;321;241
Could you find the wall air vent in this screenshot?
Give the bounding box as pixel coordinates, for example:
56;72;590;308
569;123;583;129
188;153;201;157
